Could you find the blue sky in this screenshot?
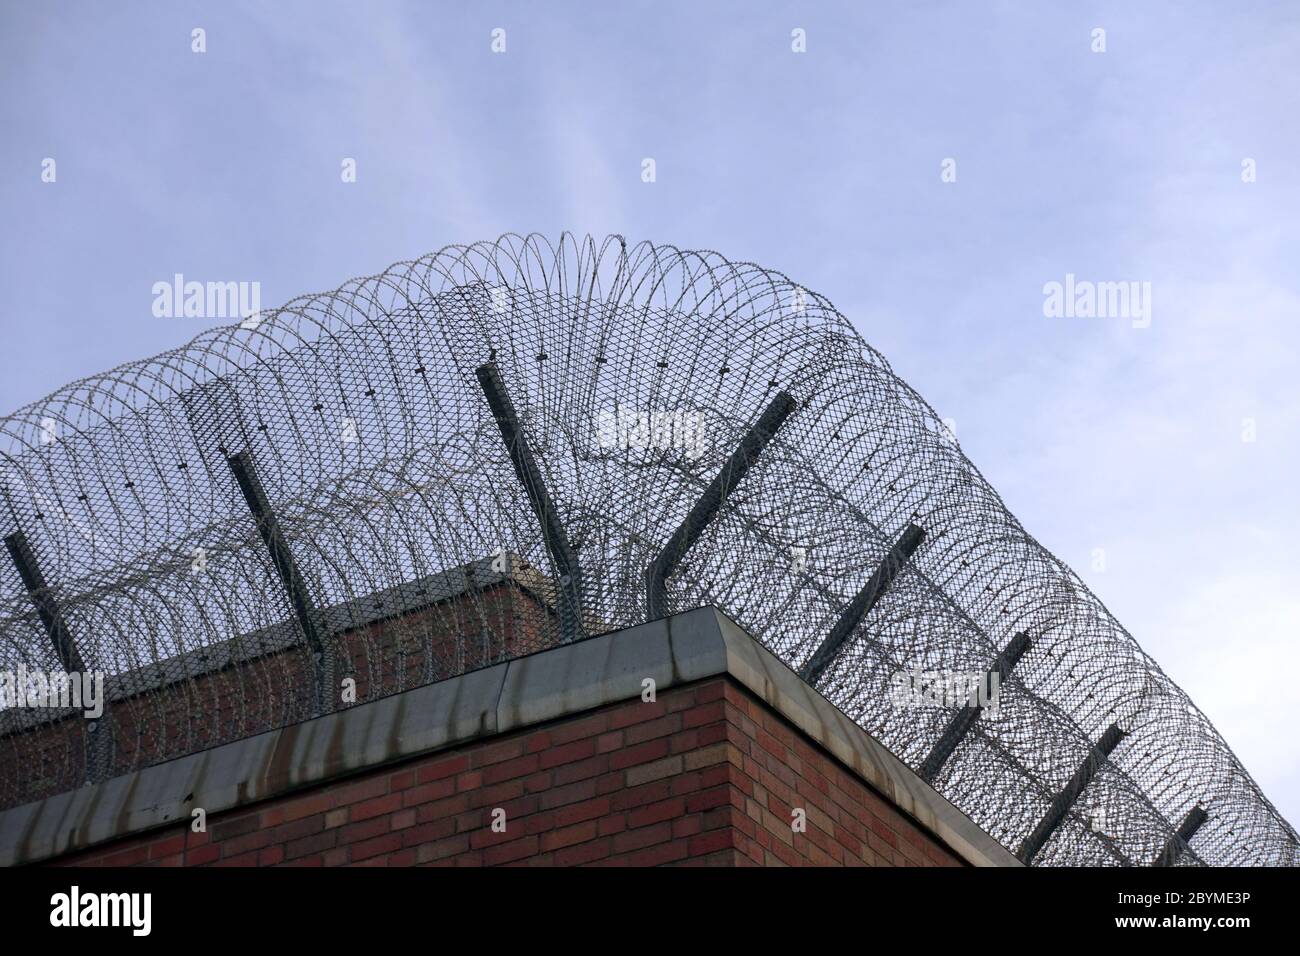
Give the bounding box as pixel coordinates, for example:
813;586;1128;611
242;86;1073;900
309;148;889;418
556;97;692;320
2;1;1298;824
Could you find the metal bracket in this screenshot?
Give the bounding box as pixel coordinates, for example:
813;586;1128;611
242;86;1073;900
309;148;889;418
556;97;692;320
227;450;333;712
918;630;1033;783
800;522;926;687
4;529;113;783
1153;805;1209;866
644;391;798;620
1018;722;1127;864
475;363;585;642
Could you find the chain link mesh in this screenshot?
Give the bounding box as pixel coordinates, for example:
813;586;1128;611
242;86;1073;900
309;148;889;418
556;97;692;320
0;233;1293;865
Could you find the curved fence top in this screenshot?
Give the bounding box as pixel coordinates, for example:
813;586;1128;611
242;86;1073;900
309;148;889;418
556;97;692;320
0;232;1294;865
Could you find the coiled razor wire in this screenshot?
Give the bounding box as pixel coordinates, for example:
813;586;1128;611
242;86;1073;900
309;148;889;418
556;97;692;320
0;233;1294;866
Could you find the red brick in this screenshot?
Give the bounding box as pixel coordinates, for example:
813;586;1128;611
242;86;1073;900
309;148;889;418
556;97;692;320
341;816;390;844
351;792;403;822
547;712;609;745
474;779;526;808
281;854;323;867
685;784;732;813
552;755;610;786
624;714;682;745
322;846;350;866
688;829;735;857
524;811;556;835
209;812;260;842
697;681;728;703
35;674;965;870
401;818;456;848
608;700;666;731
555;837;612;866
259;845;285;866
683;701;727;729
537;778;598;810
271;814;325;844
260;806;285;828
220;828;272;858
627;797;685;829
402;778;457;807
352;832;403;862
540;821;599;852
215;850;262;867
614;841;689;867
281;791;334;823
332;776;389;808
553;797;610;827
609;738;670;770
612;822;671;853
473;737;526;768
524;730;553;754
482;753;541;785
286;830;338;860
148;834;187;860
611;779;672;811
673;815;704;839
186;843;220;866
416;754;469;784
538;738;596;769
392;809;416;830
416;833;470;863
597;815;627;837
523;771;553;793
483;835;539;866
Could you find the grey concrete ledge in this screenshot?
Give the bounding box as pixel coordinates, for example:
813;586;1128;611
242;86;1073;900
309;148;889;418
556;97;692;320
0;606;1019;867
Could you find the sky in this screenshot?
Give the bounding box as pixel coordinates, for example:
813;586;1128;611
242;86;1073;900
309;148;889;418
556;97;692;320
1;1;1297;825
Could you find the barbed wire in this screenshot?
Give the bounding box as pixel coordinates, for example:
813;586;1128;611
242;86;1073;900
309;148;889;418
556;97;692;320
0;233;1293;865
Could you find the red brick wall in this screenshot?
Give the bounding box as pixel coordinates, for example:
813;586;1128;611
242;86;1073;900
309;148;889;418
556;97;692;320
1;579;555;810
46;678;965;867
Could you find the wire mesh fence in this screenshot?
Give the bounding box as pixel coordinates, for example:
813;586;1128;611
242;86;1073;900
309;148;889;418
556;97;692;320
0;232;1294;865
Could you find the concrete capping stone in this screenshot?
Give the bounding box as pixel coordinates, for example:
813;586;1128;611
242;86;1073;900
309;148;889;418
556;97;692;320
703;610;1019;867
0;605;1019;867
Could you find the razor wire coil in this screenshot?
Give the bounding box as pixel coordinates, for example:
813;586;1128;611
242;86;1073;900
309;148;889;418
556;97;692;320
0;233;1293;866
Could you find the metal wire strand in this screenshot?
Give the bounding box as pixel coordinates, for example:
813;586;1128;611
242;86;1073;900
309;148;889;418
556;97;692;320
0;233;1293;866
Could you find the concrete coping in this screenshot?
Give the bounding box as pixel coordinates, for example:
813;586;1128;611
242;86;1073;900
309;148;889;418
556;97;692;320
0;605;1021;867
